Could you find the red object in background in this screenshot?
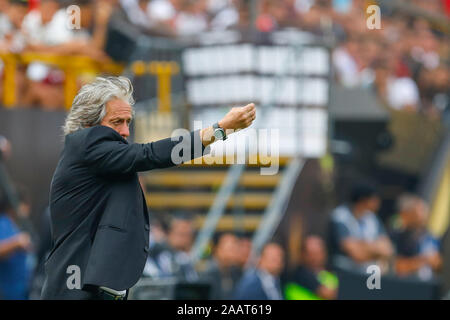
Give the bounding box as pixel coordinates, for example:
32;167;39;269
443;0;450;16
395;60;411;78
43;69;65;85
256;15;276;33
29;0;39;11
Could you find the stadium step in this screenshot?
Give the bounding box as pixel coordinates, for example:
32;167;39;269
143;170;281;188
194;214;262;232
142;156;290;234
146;192;272;210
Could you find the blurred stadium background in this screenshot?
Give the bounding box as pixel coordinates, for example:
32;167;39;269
0;0;449;300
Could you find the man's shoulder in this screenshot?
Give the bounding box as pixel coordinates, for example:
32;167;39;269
71;125;120;138
234;269;265;299
331;204;352;224
240;268;260;284
66;126;124;145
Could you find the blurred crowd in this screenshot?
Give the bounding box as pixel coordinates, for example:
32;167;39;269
136;182;442;300
326;0;450;120
1;0;449;117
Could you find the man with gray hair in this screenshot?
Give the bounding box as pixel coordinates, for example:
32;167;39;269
41;76;256;299
391;194;442;280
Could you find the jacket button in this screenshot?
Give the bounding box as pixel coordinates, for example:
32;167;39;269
144;246;149;253
145;224;150;231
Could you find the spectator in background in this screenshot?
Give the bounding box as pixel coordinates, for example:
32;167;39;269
332;36;368;88
233;242;284;300
0;0;29;105
390;194;442;281
144;214;198;281
328;183;393;274
142;212;170;277
19;0;66;109
0;0;10;40
0;188;32;299
20;0;115;109
0;135;11;160
409;20;441;72
417;65;450;119
28;206;52;300
255;0;290;32
114;0;179;40
283;235;338;300
198;232;242;299
0;137;36;243
209;0;240;31
22;0;68;46
173;0;208;36
0;0;28;53
145;0;185;35
150;212;170;246
147;0;182;26
0;0;12;50
229;0;251;31
236;235;251;270
333;0;353;13
120;0;153;31
386;80;421;112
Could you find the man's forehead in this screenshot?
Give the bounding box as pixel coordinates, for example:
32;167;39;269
106;99;132;117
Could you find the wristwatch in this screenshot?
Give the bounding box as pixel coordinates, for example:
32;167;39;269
213;122;227;141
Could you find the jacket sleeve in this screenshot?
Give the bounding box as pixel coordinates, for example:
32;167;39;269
83;126;205;175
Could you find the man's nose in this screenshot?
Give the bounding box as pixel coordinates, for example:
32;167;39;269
120;124;130;139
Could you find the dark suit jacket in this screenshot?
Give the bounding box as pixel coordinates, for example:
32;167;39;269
199;258;242;299
233;269;282;300
41;125;204;299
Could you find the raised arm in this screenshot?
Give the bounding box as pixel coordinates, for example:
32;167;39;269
82;126;203;175
82;103;256;175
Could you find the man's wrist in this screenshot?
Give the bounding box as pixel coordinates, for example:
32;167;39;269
200;127;215;147
218;119;229;130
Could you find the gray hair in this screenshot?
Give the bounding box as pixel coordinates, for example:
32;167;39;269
63;76;135;136
397;193;427;213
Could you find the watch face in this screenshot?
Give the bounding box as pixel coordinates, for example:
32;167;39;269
214;129;225;140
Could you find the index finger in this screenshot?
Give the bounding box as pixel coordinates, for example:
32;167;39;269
244;103;255;110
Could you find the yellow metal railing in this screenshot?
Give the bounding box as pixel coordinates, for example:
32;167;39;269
0;53;124;109
131;60;180;113
428;156;450;238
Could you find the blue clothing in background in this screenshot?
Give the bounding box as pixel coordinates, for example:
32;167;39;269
233;269;283;300
0;213;31;300
390;228;440;280
333;0;353;13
